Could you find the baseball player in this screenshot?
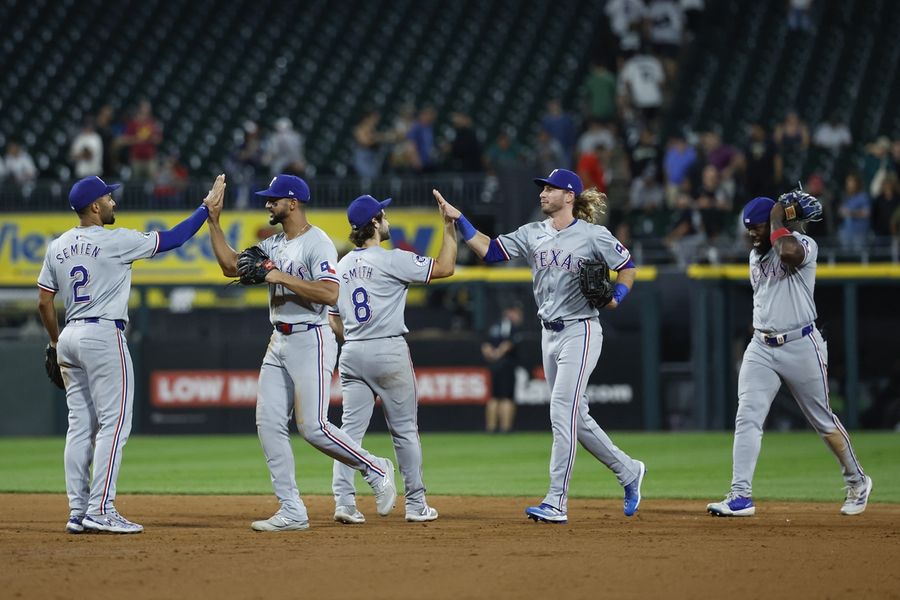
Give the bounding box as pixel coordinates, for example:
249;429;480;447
328;192;457;524
205;174;397;531
38;174;226;534
436;168;646;524
708;194;872;517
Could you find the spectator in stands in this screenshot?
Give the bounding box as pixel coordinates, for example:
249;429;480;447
701;127;741;180
605;0;647;54
862;136;894;197
580;63;619;125
265;117;306;176
628;127;660;182
444;112;483;172
664;191;704;266
152;152;189;204
484;129;528;173
227;121;265;208
838;171;871;250
120;99;163;180
69;117;103;178
626;165;669;240
741;123;781;200
352;108;388;178
787;0;814;32
576;143;609;194
663;130;697;206
534;129;567;176
540;99;578;168
646;0;684;80
696;164;734;252
618;47;665;126
95;105;122;178
813;112;852;154
3;141;38;185
871;172;899;240
773;109;810;158
576;120;616;158
407;105;438;172
388;103;418;173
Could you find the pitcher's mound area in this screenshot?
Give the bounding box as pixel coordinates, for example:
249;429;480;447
1;494;898;599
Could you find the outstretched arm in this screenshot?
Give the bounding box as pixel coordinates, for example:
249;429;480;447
429;189;458;280
265;272;339;305
157;174;226;253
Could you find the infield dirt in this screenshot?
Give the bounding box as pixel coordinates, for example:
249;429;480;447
2;494;898;599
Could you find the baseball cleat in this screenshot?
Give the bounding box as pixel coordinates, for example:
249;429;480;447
66;515;85;534
525;503;568;524
406;505;439;522
841;475;873;516
371;458;397;516
250;512;310;532
334;505;366;524
623;460;646;517
707;493;755;517
82;511;144;533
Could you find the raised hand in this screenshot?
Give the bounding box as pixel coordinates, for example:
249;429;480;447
204;174;226;221
433;189;460;222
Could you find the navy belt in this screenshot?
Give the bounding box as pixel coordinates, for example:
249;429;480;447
541;318;588;332
275;322;322;334
69;318;126;331
758;324;814;347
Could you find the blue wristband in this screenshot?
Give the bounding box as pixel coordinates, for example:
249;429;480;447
456;214;477;242
613;283;630;304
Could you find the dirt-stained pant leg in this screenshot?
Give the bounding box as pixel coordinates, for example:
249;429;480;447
332;352;377;508
732;340;781;497
58;325;98;516
280;327;387;487
256;332;307;521
776;330;866;486
334;338;427;511
541;320;603;513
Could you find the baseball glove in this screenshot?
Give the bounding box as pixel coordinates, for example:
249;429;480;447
236;246;277;285
45;344;64;390
778;189;823;223
579;258;615;309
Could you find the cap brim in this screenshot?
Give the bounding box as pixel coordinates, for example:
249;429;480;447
533;177;561;189
379;198;393;210
106;183;122;193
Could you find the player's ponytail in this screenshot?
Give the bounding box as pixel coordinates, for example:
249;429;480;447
573;188;608;223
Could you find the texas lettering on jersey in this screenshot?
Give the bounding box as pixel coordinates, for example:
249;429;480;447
532;248;588;273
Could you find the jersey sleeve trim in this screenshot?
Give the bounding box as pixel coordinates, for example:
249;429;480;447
424;257;435;284
150;231;161;257
484;238;510;264
37;283;58;293
327;308;340;316
317;275;340;284
614;257;635;271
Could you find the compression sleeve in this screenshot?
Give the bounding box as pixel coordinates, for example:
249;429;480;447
156;205;209;253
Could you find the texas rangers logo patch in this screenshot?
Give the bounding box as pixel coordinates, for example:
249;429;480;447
320;261;336;274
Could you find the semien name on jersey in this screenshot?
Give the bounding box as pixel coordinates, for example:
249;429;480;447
56;242;102;262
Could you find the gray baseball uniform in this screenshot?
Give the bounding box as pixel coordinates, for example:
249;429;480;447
255;227;391;522
732;232;866;496
497;219;642;513
38;226;160;518
329;246;434;514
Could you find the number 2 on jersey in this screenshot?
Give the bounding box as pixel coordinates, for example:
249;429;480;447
351;286;371;323
70;265;91;302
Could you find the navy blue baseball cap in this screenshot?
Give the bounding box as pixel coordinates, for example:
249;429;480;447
742;196;775;227
255;174;310;202
533;168;583;196
348;195;392;229
69;176;121;211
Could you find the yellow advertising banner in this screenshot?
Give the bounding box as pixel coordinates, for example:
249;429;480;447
0;209;444;286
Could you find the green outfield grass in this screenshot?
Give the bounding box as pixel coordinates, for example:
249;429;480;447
1;432;897;502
